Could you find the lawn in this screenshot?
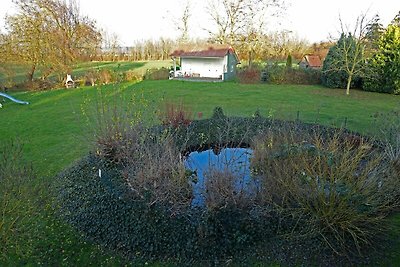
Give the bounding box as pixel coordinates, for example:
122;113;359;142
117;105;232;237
1;79;399;265
0;60;172;86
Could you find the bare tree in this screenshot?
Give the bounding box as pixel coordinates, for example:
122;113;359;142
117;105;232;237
101;30;121;61
176;1;191;44
3;0;101;81
206;0;285;66
326;14;370;95
5;0;49;81
39;0;101;64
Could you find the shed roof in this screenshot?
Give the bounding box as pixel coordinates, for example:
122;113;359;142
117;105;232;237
303;55;322;67
171;46;237;59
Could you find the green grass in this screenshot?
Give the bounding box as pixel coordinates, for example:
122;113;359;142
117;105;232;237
0;60;173;85
71;60;172;77
0;80;399;265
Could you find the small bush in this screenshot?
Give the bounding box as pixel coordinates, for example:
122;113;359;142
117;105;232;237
286;54;293;69
159;101;193;128
98;69;116;85
265;64;321;85
237;67;261;84
82;69;117;86
211;106;226;120
237;64;321;85
0;140;39;261
143;68;169;80
20;79;54;91
84;70;98;86
123;70;142;82
373;109;400;176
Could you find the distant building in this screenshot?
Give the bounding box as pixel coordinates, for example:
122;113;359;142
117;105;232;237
170;46;240;81
299;55;323;69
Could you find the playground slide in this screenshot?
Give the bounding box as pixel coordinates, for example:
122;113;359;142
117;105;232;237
0;92;29;105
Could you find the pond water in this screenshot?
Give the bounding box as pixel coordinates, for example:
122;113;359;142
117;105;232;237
184;147;257;207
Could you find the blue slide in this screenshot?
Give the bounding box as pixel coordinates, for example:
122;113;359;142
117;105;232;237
0;92;29;105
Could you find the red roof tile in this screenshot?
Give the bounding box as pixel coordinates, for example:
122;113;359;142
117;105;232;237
171;46;235;58
304;55;322;67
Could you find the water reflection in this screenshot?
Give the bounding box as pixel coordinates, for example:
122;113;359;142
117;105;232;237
184;147;256;207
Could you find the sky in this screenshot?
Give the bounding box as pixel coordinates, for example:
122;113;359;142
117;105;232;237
0;0;399;46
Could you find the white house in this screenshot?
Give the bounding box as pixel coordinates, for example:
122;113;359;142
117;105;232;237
170;46;240;81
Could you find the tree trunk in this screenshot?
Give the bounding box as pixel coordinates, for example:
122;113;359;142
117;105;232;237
248;50;253;69
28;64;36;82
346;75;352;95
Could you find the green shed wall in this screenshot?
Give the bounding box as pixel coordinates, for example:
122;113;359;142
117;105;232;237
223;52;238;81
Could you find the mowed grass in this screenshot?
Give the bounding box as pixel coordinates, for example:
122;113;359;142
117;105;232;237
0;60;172;85
71;60;172;77
1;80;400;265
3;80;399;176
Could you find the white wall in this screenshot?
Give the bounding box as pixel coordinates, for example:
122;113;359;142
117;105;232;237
181;57;226;79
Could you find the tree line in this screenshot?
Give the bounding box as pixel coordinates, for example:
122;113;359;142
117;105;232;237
99;34;312;63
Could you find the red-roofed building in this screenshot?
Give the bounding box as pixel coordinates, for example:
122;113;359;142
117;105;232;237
299;55;323;69
170;46;240;81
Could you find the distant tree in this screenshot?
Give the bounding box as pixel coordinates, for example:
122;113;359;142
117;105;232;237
322;14;369;95
363;13;400;94
101;30;121;61
3;0;101;81
5;0;50;81
364;14;384;57
260;31;310;60
308;41;333;61
39;0;101;64
206;0;286;66
176;1;191;44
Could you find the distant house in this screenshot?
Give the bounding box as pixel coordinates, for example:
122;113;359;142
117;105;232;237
170;46;240;81
299;55;323;69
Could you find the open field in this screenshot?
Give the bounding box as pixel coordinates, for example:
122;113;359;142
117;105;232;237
1;79;400;265
0;60;172;85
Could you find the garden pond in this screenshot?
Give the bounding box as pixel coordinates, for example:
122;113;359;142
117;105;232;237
184;147;259;206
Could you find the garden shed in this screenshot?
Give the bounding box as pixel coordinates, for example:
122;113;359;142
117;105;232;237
170;46;240;81
299;55;323;69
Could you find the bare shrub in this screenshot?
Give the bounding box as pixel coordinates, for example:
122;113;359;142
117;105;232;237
125;134;192;210
98;69;114;84
124;70;142;82
84;70;97;86
251;127;400;256
22;79;54;91
91;92;192;212
160;101;193;128
204;167;256;209
237;68;261;84
374;109;400;176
